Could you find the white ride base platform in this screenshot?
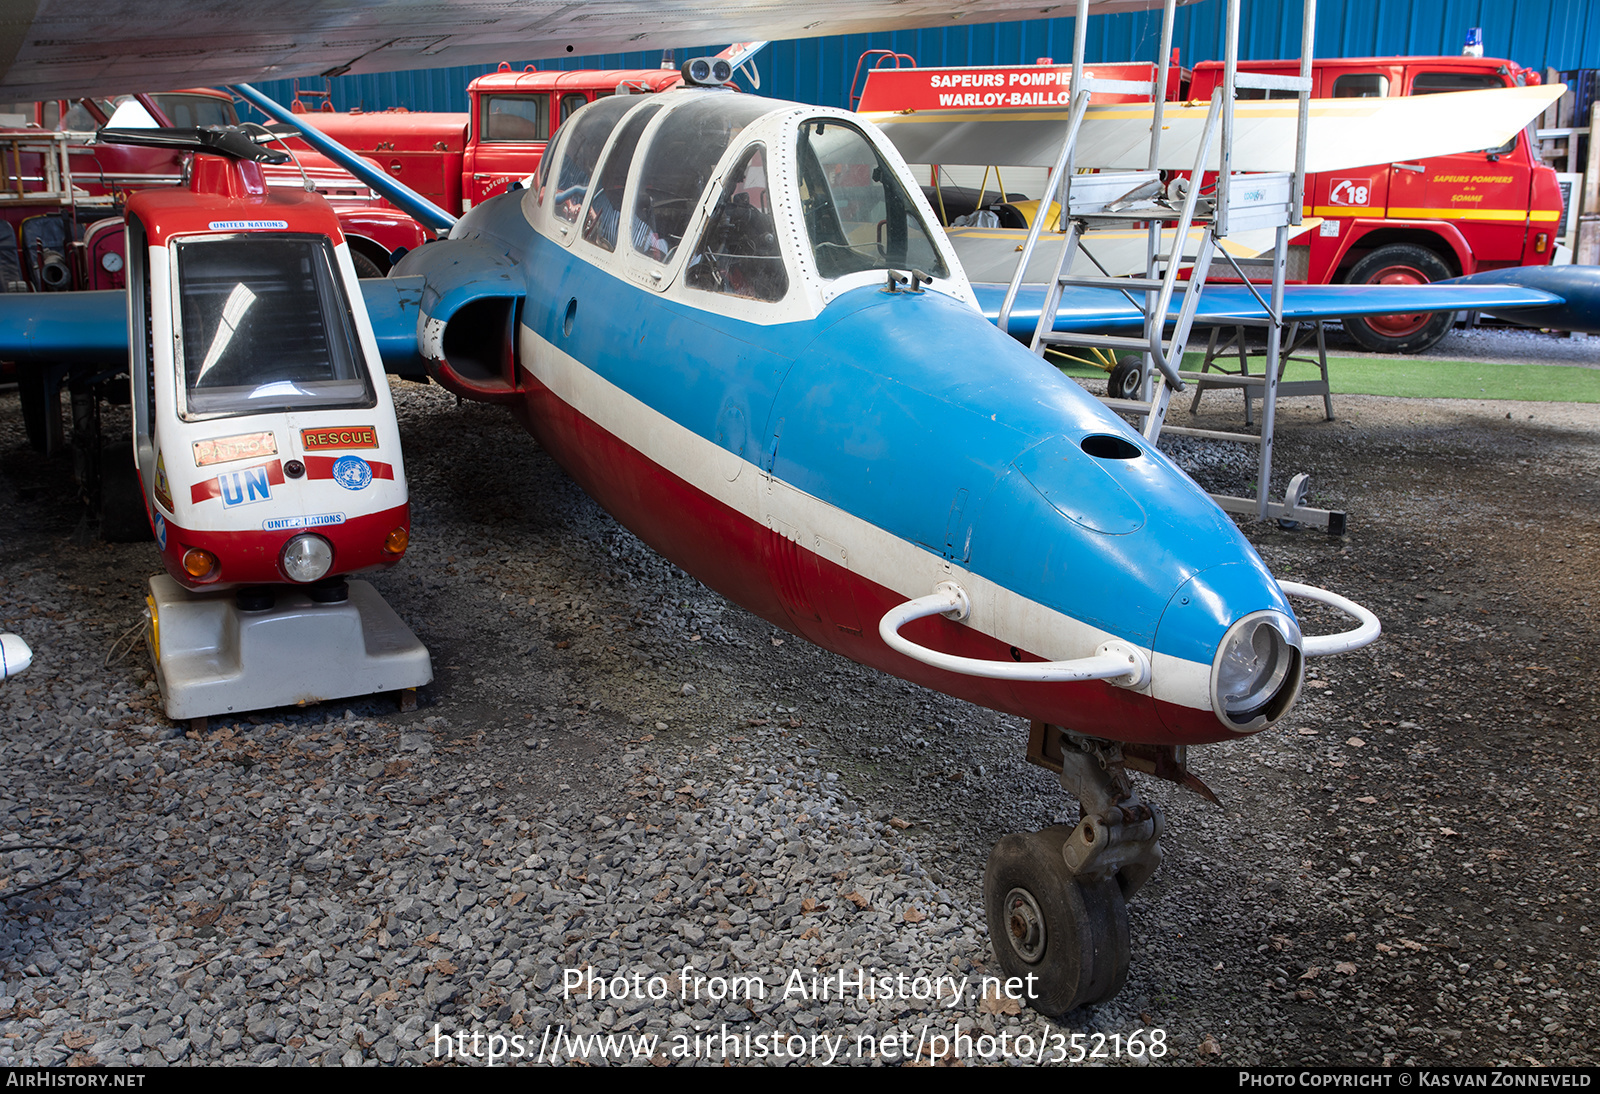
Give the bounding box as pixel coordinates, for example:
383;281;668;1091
147;574;433;721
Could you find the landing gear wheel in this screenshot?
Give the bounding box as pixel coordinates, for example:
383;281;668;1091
1106;355;1145;400
984;826;1130;1017
1340;244;1454;354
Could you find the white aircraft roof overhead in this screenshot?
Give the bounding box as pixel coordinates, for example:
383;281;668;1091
0;0;1197;100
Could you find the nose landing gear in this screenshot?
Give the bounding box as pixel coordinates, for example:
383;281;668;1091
985;728;1190;1016
985;825;1131;1015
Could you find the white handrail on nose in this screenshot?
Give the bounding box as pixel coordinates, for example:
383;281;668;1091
878;582;1150;687
1277;581;1381;656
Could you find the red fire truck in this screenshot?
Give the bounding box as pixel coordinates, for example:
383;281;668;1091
279;63;688;216
0;88;432;292
853;52;1564;354
1186;56;1563;352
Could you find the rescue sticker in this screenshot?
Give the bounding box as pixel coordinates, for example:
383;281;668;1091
301;426;378;451
262;513;346;531
194;431;276;466
208;220;289;230
331;456;373;491
153;452;174;513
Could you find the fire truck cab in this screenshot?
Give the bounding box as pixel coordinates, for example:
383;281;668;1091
282;64;687;217
1189;56;1564;352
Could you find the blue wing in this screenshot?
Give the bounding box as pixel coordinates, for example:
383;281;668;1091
1441;265;1600;334
0;272;1579;373
0;279;429;377
975;280;1570;340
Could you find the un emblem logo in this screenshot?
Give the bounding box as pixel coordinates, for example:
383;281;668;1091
332;456;373;491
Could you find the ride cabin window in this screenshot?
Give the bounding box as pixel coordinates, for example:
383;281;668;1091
796;119;947;281
629;96;773;265
581;102;663;252
686;144;787;302
174;235;373;420
481;95;548;142
550;97;636;227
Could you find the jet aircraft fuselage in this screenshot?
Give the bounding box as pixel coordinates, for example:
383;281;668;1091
395;88;1332;746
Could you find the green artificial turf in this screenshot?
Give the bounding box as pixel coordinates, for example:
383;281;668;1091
1047;350;1600;402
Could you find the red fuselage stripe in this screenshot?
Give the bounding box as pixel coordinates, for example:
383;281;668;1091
513;373;1231;745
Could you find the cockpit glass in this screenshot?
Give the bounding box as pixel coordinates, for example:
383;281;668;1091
796;119;948;281
581;101;663;252
175;235;374;420
534;122;567;208
631;95;774;264
551;96;636;226
686;144;787;302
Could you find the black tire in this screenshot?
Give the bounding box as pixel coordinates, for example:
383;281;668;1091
350;248;386;279
99;442;152;543
983;826;1130;1016
1106;355;1145;400
1341;244;1454;354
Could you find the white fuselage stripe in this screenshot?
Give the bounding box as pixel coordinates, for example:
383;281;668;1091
522;326;1213;712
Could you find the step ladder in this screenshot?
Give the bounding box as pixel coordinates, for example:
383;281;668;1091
997;88;1225;446
1188;319;1335;426
995;0;1342;532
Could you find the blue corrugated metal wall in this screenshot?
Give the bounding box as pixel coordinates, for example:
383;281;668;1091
242;0;1600;119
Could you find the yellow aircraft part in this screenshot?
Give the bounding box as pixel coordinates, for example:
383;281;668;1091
1006;198;1064;231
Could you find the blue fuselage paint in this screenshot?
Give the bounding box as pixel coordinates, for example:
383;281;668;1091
403;191;1291;677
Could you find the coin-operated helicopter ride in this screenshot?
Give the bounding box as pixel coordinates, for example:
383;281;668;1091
98;126;432;727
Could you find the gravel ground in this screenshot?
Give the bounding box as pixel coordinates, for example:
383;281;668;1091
0;370;1595;1067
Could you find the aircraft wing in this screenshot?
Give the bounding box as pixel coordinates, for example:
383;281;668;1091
974;280;1570;340
947;222;1317;283
1441;265;1600;334
0;0;1193;100
1;274;1575;375
868;84;1564;172
0;279;430;376
0;291;128;367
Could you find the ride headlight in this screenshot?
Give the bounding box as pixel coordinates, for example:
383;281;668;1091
281;534;334;583
1210;610;1303;733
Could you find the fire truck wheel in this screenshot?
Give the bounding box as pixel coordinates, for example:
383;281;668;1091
1341;244;1454;354
99;442;153;544
351;250;386;279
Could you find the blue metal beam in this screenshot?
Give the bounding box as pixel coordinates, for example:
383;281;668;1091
232;82;457;234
